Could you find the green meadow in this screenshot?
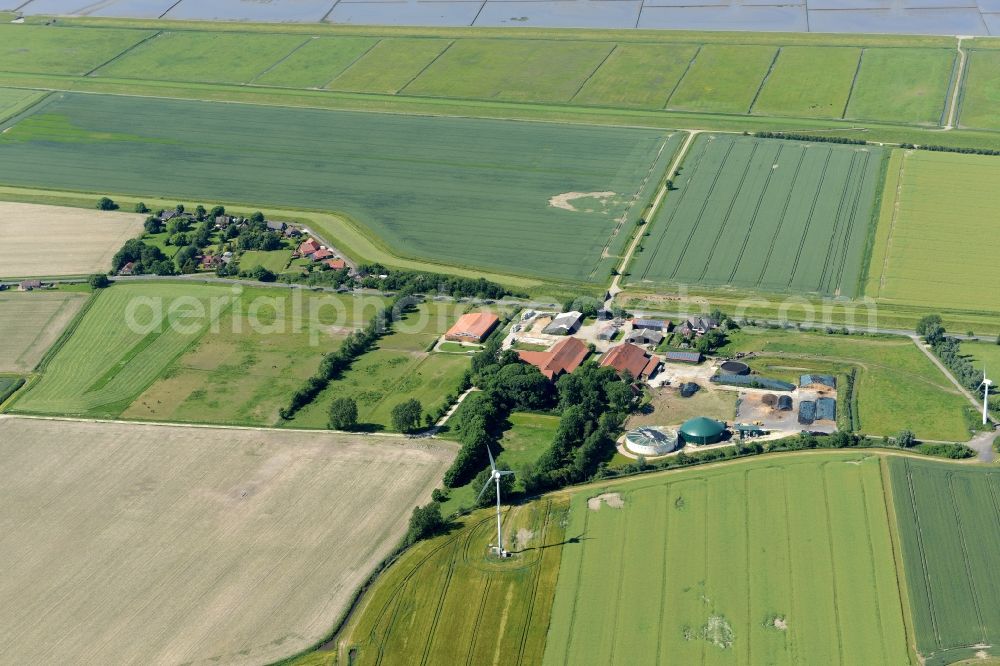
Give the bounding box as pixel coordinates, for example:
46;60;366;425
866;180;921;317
0;92;676;284
752;46;860;118
845;48;955;125
959;49;1000;130
667;44;778;114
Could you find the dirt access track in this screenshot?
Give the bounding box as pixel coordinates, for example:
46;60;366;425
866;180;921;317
0;416;455;665
0;202;143;278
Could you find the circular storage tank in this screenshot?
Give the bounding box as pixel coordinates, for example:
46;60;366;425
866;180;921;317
625;426;681;456
679;417;727;446
720;360;750;375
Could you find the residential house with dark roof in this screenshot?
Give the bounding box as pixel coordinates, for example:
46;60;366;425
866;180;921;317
542;311;583;336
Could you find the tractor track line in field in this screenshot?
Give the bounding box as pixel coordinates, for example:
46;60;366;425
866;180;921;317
396;40;456;96
829;151;872;295
747;47;782;115
465;575;493;665
515;500;553;666
83;29;164;77
785;149;832;290
663;44;702;110
817;151;860;293
753;146;806;288
654;486;671;666
841;48;866;120
946;473;988;643
668;138;735;281
781;469;802;665
606;496;633;664
727;144;784;284
560;506;591;666
903;463;943;648
320;39;382;90
821;464;847;664
877;151;908;298
743;470;753;666
246;36;316;85
695;141;760;282
418;529;463;666
858;465;891;665
568;44;619;103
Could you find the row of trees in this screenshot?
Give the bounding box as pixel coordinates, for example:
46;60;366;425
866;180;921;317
355;264;517;300
279;290;419;420
899;143;1000;156
753;131;867;145
328;396;425;433
917;314;996;401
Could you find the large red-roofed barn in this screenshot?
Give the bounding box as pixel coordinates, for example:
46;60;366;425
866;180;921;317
445;312;500;343
517;337;589;381
599;342;660;379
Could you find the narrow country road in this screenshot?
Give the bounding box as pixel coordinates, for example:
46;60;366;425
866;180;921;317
909;334;993;423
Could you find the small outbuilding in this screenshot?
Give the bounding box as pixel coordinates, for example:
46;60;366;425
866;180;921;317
543;311;584;336
816;397;837;421
678;417;727;445
800;374;837;389
664;350;702;364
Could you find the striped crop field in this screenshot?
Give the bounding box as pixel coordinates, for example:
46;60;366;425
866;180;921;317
10;283;232;417
0;92;679;284
331;497;567;666
543;453;911;665
888;457;1000;665
630;134;885;298
866;149;1000;313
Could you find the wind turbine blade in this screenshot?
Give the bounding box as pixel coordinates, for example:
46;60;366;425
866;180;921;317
486;444;496;471
499;470;515;476
476;475;493;501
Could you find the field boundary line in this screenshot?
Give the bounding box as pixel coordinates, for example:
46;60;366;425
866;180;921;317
903;461;943;649
753;146;806;287
694;140;759;282
876;149;907;298
465;575;493;665
663;44;702;110
781;468;801;664
858;463;891;664
878;458;923;665
83;29;164;77
841;47;865;120
654;485;670;666
157;0;183;18
743;469;752;666
727;143;784;284
834;149;875;296
821;463;847;663
560;503;590;666
816;151;857;293
514;499;553;666
567;43;619;103
606;489;634;664
785;148;832;290
247;36;316;85
321;38;383;90
747;46;781;115
11;293;80;371
418;523;464;666
941;40;966;129
396;40;456;95
952;46;974;130
668;138;735;281
946;473;988;643
320;0;342;23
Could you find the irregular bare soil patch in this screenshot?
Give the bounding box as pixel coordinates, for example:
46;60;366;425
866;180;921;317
0;416;454;665
548;191;616;212
587;492;625;511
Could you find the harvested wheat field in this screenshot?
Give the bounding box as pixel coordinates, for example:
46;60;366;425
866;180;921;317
0;416;455;665
0;202;143;277
0;290;88;373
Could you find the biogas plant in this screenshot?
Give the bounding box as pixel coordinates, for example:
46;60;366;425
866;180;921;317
624;417;728;456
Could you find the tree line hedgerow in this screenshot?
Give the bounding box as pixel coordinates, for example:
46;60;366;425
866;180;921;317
898;143;1000;156
752;131;867;145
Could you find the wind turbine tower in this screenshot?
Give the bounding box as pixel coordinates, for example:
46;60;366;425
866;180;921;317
478;445;514;558
981;368;994;426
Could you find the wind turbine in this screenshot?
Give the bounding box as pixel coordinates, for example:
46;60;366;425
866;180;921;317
980;367;994;426
477;444;514;558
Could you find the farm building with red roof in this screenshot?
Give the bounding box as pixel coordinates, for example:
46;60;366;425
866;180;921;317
599;342;660;379
445;312;500;343
518;337;590;381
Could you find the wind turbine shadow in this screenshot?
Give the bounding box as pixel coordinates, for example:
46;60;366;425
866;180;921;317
509;533;589;555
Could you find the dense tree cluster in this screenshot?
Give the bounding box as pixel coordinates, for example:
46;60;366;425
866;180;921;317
899;143;1000;156
110;239;174;275
753;131;866;145
356;264;517;300
391;399;424;434
918;315;993;403
404;503;448;546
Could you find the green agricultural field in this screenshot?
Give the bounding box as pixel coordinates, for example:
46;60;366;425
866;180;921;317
0;88;45;123
238;249;293;273
331;497;567;666
0;24;156;75
845;48;955;125
326;38;452;94
0;92;676;284
10;283;232;417
866;149;1000;313
752;46;860;118
667;44;777;114
251;36;377;88
544;453;910;664
96;30;309;84
959;50;1000;130
403;39;614;102
288;302;470;431
498;411;562;470
888;457;1000;665
721;329;970;441
630;134;884;298
120;289;382;426
962;341;1000;371
572;43;699;108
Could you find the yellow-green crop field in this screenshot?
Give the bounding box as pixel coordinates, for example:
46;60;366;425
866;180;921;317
867;149;1000;313
0;290;88;374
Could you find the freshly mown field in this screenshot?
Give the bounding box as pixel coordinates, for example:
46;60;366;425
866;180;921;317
0;415;454;666
328;496;567;666
888;457;1000;665
120;288;383;426
572;43;698;109
722;329;970;441
10;283;232;417
0;201;143;277
0;290;89;374
751;46;860;118
288;302;471;431
630;134;884;298
866;149;1000;312
253;35;378;88
0;92;677;284
666;44;778;115
0;24;156;75
543;453;910;664
958;49;1000;130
